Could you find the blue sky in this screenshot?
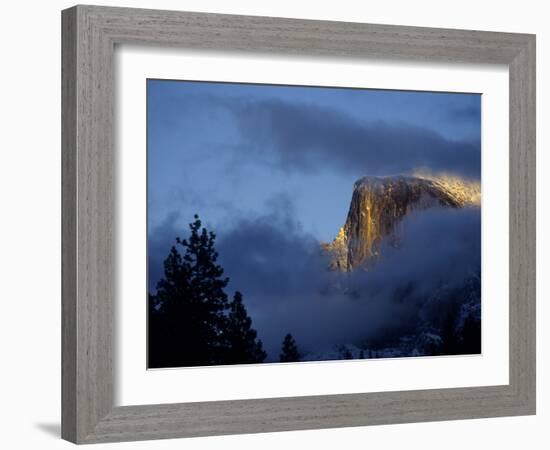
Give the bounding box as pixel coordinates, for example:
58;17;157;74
147;79;481;359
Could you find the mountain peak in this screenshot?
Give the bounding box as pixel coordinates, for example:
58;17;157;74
323;174;480;271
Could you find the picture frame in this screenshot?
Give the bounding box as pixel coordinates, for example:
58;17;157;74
61;4;536;444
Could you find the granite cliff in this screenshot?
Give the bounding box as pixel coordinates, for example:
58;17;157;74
323;174;481;271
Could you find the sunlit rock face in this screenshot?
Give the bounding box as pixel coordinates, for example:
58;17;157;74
323;175;480;271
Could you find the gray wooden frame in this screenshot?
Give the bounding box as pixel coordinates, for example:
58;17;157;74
62;4;536;444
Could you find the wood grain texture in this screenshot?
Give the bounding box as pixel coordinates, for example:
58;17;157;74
61;7;77;443
508;36;536;409
61;4;536;444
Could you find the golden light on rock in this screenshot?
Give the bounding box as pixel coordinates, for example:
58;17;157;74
322;174;481;272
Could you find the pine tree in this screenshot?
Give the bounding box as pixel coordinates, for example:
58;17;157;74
224;291;266;364
279;333;300;362
149;215;230;367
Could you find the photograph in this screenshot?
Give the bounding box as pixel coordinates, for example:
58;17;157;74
146;79;482;369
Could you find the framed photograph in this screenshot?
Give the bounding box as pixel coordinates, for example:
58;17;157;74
62;5;536;444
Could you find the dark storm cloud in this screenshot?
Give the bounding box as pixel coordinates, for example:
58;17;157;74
233;99;481;179
215;193;327;298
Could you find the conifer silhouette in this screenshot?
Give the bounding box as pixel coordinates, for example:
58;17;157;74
279;333;300;362
224;291;266;364
148;215;229;367
148;214;269;368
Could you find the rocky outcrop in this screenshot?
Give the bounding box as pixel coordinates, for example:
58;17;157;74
323;175;480;271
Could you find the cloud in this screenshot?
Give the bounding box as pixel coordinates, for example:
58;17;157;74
231;99;481;179
351;206;481;296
